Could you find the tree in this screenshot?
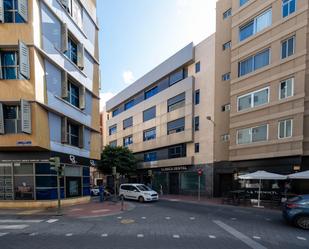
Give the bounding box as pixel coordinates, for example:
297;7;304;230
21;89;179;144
98;145;138;176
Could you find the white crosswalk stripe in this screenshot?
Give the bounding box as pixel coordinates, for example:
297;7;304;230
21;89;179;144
0;219;43;223
0;225;29;230
46;219;58;223
0;232;8;237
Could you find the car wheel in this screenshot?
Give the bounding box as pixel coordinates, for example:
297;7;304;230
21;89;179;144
295;216;309;230
138;196;144;203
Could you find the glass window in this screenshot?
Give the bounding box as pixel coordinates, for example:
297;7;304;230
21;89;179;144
281;36;295;59
36;176;57;188
194;116;199;131
35;163;57;175
71;0;82;28
223;8;232;19
237;128;251;144
280;78;294;99
222;72;230;81
67;81;80;108
195;62;200;73
143;106;156;122
3;0;25;23
221;134;230;142
3;105;21;134
238;87;269;111
144;86;158;100
143;127;156;141
109;140;117;147
252;124;268;142
237;124;268;144
123;117;133;130
65;36;78;65
144;152;157;162
109;125;117;135
14;176;34;200
168;145;186;159
67;122;79;147
254;49;270;70
195;90;200;105
1;51;19;79
222;104;231;112
239;56;254;76
195;143;200;153
124;99;134;110
239;21;254;41
13;163;33;175
169;69;184;86
223;41;231;50
240;0;249;7
278;119;293;138
167;117;185;135
112;108;120;117
123;135;133;147
167;92;185;112
282;0;296;18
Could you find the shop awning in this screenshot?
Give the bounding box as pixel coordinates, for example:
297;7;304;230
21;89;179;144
238;170;287;180
288;170;309;179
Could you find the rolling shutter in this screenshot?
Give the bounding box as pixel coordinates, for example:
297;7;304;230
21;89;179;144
61;71;68;98
0;103;4;134
18;0;28;22
21;99;31;134
61;116;68;143
0;0;4;23
77;43;84;69
18;41;30;79
79;86;85;110
61;23;68;53
78;125;84;148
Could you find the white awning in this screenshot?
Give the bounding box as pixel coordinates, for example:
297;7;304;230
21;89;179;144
288;170;309;179
238;170;287;180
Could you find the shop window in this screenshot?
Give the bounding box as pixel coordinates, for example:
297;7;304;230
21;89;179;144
36;176;57;188
14;175;34;200
180;172;205;191
35;163;57;175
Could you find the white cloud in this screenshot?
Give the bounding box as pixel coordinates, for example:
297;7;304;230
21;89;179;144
100;92;115;111
122;70;135;84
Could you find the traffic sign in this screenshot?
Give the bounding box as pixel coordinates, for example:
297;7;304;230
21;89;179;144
197;169;203;176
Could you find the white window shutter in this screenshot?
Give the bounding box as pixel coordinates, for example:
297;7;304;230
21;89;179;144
21;99;31;134
61;71;68;98
61;23;68;53
18;41;30;79
77;43;84;69
0;103;4;134
61;116;68;143
0;0;4;23
18;0;28;22
79;86;85;109
78;125;84;148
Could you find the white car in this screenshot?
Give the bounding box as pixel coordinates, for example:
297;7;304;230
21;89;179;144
119;184;159;202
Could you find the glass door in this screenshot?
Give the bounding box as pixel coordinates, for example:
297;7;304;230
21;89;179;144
0;163;13;200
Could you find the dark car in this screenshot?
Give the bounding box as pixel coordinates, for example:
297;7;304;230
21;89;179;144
283;195;309;230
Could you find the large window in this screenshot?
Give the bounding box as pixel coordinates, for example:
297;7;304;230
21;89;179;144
67;122;79;147
237;87;269;111
282;0;296;18
237;124;268;144
67;81;80;108
169;69;186;86
124;99;134;110
168;144;186;159
109;125;117;135
0;51;19;79
167;92;185;112
167;117;185;135
112;108;120;117
123;117;133;130
144;152;157;162
143;127;156;141
239;9;272;41
123;135;133;147
144;86;158;100
281;36;295;59
279;78;294;99
3;105;21;134
3;0;27;23
238;48;270;77
65;36;78;65
278;119;293;139
143;106;156;122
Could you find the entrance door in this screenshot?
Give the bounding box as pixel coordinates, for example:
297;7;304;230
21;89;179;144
219;174;233;197
169;173;179;195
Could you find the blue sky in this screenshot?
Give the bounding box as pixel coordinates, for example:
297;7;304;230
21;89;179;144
98;0;217;109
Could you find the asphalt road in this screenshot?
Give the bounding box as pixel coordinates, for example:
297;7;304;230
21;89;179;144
0;200;308;249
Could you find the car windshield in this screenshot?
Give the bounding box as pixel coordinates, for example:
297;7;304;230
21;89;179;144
136;185;151;191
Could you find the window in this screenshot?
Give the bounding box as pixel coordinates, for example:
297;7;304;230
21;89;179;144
194;116;199;131
67;81;80;108
195;90;200;105
238;48;270;77
237;124;268;144
123;135;133;147
195;143;200;153
223;41;231;50
67;122;79;147
222;72;230;81
144;86;158;100
169;69;186;86
3;105;21;134
195;62;200;73
221;134;230;142
112;108;120;117
143;127;156;141
239;9;272;41
238;87;269;111
167;117;185;135
167;92;185;112
278;119;293;139
124;99;134;110
222;104;231;112
123;117;133;130
109;140;117;147
0;51;18;79
240;0;249;7
144;152;157;162
168;145;186;159
143;106;156;122
3;0;27;23
281;36;295;59
280;78;294;99
223;8;232;19
282;0;296;18
109;125;117;136
61;0;83;28
65;36;78;65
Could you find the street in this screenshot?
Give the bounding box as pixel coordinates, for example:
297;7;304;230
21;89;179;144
0;199;308;249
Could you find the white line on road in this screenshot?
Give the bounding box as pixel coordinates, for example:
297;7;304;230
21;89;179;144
137;234;144;238
0;219;43;223
141;217;146;219
29;233;38;236
0;225;29;230
189;217;195;220
101;233;108;237
0;233;8;237
208;235;216;239
65;233;73;237
165;217;171;220
91;209;111;213
253;236;261;240
173;234;180;239
46;219;58;223
231;218;237;221
213;220;267;249
297;236;307;241
117;217;122;219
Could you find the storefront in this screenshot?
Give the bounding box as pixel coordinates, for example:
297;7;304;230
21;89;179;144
0;151;97;201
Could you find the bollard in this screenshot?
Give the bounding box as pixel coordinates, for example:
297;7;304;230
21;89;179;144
121;195;124;211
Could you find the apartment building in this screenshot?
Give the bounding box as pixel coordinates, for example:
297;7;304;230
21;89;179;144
0;0;101;203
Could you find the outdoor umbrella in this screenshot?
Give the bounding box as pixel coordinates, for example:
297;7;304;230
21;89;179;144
238;171;287;208
288;170;309;179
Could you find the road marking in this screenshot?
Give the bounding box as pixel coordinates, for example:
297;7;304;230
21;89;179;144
173;234;180;239
265;218;271;221
0;233;8;237
0;225;29;230
253;236;261;240
297;236;307;241
117;216;122;219
169;199;180;202
208;235;216;239
189;217;195;220
0;219;43;223
91;209;111;213
65;233;73;237
213;220;267;249
70;208;83;211
29;233;38;236
137;234;144;238
141;217;146;219
17;210;42;215
165;216;171;220
46;219;58;223
231;217;237;220
101;233;108;237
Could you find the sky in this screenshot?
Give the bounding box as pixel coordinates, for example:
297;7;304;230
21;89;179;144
98;0;217;110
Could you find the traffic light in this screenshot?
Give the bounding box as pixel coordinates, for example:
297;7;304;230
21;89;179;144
49;157;63;176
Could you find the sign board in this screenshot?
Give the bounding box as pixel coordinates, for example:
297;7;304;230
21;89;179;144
161;166;188;172
197;169;203;176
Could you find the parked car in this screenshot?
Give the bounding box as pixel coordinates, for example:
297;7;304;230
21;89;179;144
119;184;159;202
282;194;309;230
